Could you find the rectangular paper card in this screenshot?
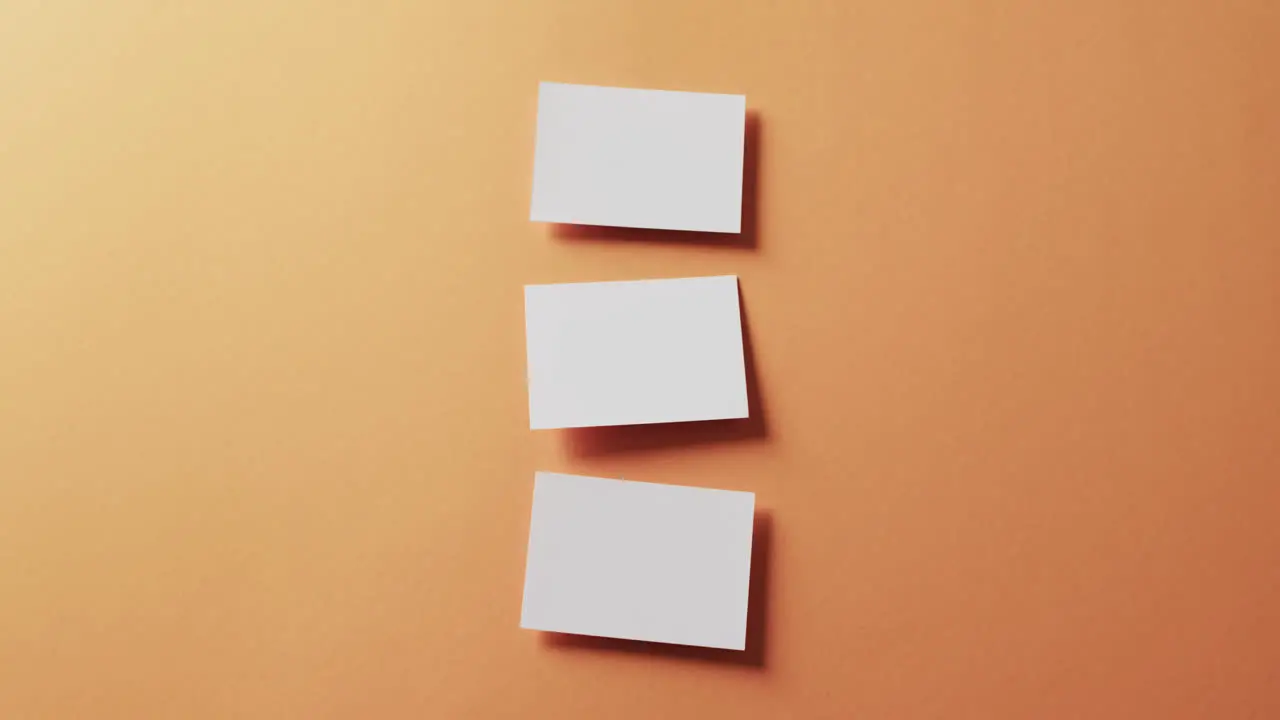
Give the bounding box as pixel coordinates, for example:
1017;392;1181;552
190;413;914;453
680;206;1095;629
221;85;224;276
524;275;749;430
520;472;756;650
530;81;746;233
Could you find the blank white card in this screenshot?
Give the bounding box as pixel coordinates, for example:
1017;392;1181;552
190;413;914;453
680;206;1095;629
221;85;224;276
530;82;746;233
524;275;748;430
521;472;756;650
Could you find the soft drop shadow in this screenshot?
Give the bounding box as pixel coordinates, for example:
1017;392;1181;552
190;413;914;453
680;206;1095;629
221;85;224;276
541;512;773;668
549;111;762;249
564;291;768;456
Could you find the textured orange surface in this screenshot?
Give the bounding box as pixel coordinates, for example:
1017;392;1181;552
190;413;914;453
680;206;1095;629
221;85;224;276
3;2;1279;718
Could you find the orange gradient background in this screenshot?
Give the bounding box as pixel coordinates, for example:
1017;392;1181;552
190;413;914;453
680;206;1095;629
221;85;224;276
2;2;1278;718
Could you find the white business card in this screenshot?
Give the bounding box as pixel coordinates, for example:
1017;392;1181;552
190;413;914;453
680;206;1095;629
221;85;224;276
530;82;746;233
524;275;749;430
520;472;756;650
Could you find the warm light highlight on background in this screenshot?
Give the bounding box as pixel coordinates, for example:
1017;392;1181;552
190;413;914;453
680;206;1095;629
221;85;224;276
2;2;1277;717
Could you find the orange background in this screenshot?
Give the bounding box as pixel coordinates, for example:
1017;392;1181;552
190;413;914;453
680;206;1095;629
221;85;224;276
3;2;1279;718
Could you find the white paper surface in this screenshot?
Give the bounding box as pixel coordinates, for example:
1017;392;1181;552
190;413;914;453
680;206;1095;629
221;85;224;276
520;472;756;650
524;275;748;430
530;81;746;233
